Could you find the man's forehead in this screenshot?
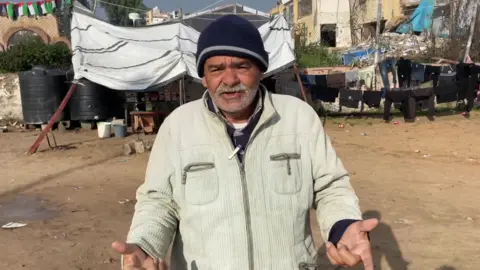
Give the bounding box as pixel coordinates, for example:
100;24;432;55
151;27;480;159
206;56;252;65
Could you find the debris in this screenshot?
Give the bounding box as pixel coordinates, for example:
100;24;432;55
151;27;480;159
2;222;27;229
123;142;135;156
134;140;146;154
57;122;67;132
103;258;114;264
118;199;131;204
423;154;432;158
360;132;368;136
414;150;420;153
338;124;345;128
394;219;412;225
466;216;474;221
0;126;8;133
123;139;154;155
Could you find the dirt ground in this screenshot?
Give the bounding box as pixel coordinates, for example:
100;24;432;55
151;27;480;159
0;111;479;270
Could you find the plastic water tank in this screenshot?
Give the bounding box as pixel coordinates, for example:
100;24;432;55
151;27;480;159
18;66;68;124
69;79;119;121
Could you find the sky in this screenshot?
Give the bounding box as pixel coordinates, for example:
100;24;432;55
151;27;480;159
95;0;278;22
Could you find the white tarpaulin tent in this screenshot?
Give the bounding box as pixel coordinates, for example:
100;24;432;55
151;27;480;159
71;2;295;90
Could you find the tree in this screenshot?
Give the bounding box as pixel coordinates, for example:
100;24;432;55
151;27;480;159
101;0;147;26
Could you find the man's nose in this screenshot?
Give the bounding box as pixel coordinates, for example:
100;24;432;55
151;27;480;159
221;68;240;87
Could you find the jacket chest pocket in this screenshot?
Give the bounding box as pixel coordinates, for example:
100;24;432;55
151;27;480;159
269;152;303;194
182;162;219;205
180;145;219;205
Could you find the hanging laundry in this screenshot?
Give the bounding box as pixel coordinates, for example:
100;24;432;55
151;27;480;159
456;63;475;113
424;65;441;86
326;73;345;89
345;70;359;84
409;86;435;120
362;91;382;108
358;65;375;90
378;57;397;90
310;86;338;103
440;64;456;74
411;62;426;82
299;74;315;86
383;88;411;121
436;73;458;103
397;58;412;88
339;89;362;109
314;75;327;87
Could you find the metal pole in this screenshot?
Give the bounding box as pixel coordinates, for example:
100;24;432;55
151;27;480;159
92;0;98;13
373;0;382;90
464;1;479;61
28;83;78;155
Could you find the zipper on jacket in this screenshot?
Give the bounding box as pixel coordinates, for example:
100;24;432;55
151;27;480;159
208;108;275;270
223;130;255;270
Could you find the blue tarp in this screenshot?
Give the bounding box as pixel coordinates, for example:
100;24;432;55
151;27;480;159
342;48;380;66
396;0;435;34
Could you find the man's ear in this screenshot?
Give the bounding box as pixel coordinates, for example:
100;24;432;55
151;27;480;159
202;77;208;88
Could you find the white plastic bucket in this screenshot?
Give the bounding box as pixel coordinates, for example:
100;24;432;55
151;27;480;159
97;122;112;139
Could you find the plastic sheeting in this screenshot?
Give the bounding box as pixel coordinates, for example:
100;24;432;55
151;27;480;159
71;2;296;91
397;0;435;34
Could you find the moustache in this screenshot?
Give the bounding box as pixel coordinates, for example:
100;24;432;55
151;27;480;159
216;84;249;95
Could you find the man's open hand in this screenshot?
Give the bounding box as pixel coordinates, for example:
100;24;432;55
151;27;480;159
326;218;378;270
112;241;166;270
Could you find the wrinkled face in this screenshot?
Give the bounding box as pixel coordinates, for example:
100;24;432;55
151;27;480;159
202;56;263;114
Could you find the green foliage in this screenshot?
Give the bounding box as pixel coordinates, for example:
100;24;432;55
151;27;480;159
0;40;72;73
295;42;342;68
101;0;147;26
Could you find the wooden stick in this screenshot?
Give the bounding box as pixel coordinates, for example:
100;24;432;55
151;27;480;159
431;57;458;65
27;83;78;155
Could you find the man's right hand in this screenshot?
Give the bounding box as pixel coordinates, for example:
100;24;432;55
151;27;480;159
112;241;166;270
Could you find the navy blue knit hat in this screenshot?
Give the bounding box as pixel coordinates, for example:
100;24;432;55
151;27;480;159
196;15;269;77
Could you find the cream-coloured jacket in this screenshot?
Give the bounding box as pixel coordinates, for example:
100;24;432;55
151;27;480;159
126;91;362;270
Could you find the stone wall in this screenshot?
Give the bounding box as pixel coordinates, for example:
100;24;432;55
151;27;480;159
0;15;71;49
0;73;22;121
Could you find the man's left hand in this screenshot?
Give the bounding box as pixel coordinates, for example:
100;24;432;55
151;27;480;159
326;218;378;270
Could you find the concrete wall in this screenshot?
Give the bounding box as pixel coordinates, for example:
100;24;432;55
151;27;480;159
0;73;22;121
314;0;352;47
351;0;403;25
270;0;317;44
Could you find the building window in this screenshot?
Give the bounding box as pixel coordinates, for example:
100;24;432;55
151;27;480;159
298;0;312;18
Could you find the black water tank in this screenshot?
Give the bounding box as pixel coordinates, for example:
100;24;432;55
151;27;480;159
69;79;120;121
18;66;68;124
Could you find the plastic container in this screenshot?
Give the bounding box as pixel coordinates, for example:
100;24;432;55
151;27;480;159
97;122;112;138
113;124;127;138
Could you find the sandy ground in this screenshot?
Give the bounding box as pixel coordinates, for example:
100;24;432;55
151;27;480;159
0;111;479;270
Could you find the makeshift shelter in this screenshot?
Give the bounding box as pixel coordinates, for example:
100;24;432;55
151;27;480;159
70;1;295;91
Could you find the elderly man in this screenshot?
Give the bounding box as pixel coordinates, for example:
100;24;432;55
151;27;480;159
112;15;377;270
